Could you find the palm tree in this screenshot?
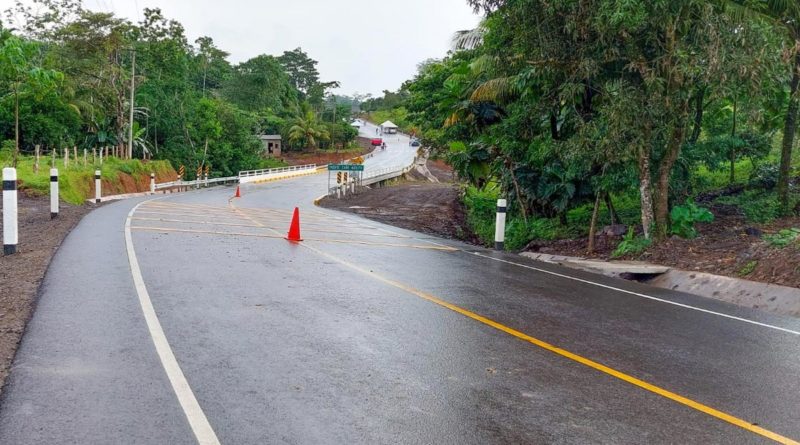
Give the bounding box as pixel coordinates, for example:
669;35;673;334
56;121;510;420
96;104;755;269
287;104;330;149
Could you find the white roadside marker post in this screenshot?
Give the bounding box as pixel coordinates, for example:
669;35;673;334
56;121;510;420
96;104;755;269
3;168;18;255
95;170;102;203
50;168;59;219
495;198;507;251
150;172;155;193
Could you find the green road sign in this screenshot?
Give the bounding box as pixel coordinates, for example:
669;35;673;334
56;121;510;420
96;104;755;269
328;163;364;171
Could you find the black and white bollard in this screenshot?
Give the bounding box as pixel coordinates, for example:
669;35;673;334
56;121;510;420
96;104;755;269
95;170;101;203
50;168;59;219
3;167;18;255
494;198;507;250
150;172;155;193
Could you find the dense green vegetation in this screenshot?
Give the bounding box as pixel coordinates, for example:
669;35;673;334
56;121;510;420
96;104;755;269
0;0;357;181
0;142;174;204
367;0;800;250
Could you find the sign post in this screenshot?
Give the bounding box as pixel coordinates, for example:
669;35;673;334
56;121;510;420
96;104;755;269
327;164;364;197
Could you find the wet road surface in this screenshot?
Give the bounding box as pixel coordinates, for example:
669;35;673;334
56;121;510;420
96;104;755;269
1;162;800;444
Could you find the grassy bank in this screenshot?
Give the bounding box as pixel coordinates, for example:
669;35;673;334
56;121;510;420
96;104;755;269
3;152;176;204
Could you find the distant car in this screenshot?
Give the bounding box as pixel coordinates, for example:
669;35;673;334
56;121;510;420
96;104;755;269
371;138;382;146
410;139;421;147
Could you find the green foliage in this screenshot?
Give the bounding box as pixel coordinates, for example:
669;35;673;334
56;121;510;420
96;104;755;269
463;185;498;245
504;217;567;251
670;202;714;239
738;260;758;276
763;228;800;249
716;190;787;223
612;229;652;259
13;153;173;204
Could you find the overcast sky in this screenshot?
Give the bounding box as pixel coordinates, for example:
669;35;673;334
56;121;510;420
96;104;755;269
2;0;482;96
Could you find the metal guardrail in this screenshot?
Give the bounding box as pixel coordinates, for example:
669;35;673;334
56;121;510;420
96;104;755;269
238;164;316;179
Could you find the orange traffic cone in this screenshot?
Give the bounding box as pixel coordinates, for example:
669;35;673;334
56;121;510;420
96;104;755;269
234;185;241;198
286;207;302;242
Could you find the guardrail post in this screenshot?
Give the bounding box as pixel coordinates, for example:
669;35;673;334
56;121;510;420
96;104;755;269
95;170;101;203
3;168;18;255
494;198;507;250
150;173;155;193
50;168;59;219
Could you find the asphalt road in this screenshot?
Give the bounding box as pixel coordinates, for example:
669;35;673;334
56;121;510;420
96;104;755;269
2;141;800;444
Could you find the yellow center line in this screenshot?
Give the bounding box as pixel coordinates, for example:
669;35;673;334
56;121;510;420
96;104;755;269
304;245;799;445
228;200;799;445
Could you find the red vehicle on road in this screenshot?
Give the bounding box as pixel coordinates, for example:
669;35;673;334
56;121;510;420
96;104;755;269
370;138;383;146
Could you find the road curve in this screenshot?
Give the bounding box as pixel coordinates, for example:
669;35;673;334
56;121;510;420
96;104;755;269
1;144;800;444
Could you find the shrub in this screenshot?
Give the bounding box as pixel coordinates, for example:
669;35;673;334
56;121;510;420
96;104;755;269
763;228;800;248
504;217;565;250
463;185;499;246
670;202;714;238
716;190;784;223
612;228;651;258
738;260;758;276
749;163;780;190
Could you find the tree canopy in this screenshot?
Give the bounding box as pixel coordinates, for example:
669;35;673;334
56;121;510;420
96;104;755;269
0;0;351;177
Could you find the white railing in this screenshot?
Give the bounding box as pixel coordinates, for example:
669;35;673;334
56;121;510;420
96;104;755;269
154;175;238;191
238;164;317;179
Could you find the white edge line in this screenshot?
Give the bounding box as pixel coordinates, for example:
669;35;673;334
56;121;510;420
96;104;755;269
470;251;800;337
315;205;800;337
125;201;221;445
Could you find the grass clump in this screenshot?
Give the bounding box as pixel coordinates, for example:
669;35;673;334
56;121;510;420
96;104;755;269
611;228;651;258
763;228;800;248
716;190;789;223
738;260;758;276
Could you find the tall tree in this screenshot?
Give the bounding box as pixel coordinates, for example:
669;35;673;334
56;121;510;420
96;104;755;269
0;35;63;165
277;48;320;95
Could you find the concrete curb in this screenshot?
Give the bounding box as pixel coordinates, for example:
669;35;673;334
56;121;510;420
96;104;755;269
521;252;800;318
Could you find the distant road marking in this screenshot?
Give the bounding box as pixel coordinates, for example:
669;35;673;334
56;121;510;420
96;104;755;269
125;202;220;445
132;225;454;250
132;216;410;238
298;242;800;445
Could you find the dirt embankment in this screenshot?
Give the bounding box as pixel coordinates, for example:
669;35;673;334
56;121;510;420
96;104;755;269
0;192;91;394
93;166;177;198
281;138;375;166
319;160;480;243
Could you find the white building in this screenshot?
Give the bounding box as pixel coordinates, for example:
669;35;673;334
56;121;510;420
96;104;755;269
380;120;398;134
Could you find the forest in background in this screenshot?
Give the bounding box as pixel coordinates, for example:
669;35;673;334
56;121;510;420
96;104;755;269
0;0;359;179
363;0;800;253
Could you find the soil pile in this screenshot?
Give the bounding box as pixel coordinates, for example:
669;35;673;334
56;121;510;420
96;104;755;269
319;160;479;242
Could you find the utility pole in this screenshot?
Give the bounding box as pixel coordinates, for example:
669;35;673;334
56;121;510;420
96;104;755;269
128;48;136;159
